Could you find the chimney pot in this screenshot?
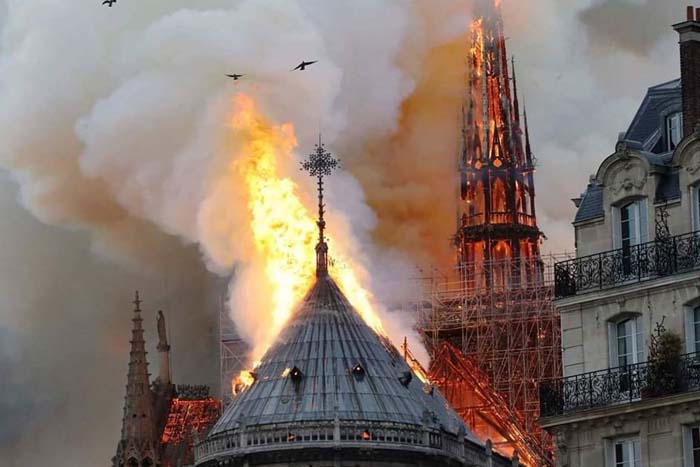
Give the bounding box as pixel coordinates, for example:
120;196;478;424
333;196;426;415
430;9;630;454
689;6;695;21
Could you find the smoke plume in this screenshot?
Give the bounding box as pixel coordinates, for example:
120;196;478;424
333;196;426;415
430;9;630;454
0;1;688;466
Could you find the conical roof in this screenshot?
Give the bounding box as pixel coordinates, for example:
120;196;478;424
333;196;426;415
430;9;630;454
196;275;487;466
213;276;476;435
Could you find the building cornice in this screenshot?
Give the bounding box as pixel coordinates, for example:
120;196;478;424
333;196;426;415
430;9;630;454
541;390;700;430
556;269;700;312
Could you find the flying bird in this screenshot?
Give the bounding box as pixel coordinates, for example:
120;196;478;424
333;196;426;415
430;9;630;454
226;74;245;81
102;0;116;6
293;61;318;71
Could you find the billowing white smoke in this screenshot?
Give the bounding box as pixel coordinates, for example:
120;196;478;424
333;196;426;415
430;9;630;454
0;0;471;365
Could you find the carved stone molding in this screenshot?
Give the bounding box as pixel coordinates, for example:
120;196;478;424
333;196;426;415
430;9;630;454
607;160;647;197
685;151;700;175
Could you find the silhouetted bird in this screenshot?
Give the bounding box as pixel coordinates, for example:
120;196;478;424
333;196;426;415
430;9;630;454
293;60;318;71
226;74;245;81
102;0;116;6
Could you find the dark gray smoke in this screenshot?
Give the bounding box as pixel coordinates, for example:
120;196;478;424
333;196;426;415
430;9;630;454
578;0;679;56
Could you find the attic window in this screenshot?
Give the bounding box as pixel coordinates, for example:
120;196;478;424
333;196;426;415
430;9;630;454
352;364;365;378
289;366;303;383
398;371;413;387
667;112;683;151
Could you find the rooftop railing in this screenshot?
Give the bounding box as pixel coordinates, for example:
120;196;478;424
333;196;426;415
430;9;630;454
539;352;700;418
554;230;700;298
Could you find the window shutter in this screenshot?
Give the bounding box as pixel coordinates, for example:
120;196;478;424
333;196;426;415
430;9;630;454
635;318;644;364
608;321;619;368
685;308;696;354
612;206;622;249
692;187;699;232
638;199;649;244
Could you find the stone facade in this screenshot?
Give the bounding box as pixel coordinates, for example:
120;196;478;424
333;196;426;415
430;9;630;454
542;8;700;467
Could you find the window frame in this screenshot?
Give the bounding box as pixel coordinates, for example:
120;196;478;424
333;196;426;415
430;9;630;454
685;305;700;354
691;184;700;232
612;198;648;250
605;435;641;467
667;111;684;152
608;315;644;369
683;424;700;467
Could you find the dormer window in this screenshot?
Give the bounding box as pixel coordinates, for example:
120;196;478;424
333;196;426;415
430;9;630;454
667;112;684;151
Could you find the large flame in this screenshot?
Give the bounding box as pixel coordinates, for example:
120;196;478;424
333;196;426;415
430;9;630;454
230;94;385;371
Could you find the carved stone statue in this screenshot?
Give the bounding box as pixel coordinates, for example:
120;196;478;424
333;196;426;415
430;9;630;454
157;310;169;351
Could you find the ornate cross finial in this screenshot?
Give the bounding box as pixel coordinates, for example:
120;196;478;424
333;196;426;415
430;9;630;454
301;135;339;277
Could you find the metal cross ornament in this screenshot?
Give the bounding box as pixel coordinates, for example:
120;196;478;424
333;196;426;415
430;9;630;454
301;136;339;277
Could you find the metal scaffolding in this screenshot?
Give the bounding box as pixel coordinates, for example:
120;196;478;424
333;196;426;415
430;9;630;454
415;254;570;467
219;295;248;407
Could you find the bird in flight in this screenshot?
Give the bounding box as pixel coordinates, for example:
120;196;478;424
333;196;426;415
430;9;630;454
226;74;245;81
102;0;116;6
293;61;318;71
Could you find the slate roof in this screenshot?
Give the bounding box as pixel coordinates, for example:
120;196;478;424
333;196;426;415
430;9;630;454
574;183;604;223
211;275;475;442
574;79;683;224
625;79;682;153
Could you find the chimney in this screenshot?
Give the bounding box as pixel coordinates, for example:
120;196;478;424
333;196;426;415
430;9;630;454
675;6;700;136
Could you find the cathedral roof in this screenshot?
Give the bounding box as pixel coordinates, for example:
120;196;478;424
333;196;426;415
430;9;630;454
210;275;474;439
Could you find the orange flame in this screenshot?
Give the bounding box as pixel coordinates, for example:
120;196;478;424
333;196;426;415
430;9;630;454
228;94;385;393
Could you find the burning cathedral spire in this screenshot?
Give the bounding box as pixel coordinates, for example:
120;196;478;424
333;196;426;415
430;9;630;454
194;139;521;467
457;0;542;290
422;2;560;467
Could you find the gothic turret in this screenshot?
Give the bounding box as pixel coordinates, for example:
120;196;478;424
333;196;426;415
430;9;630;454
113;292;159;467
457;0;542;291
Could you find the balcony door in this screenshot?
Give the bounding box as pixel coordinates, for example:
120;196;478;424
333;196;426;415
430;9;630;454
613;199;648;277
609;317;644;401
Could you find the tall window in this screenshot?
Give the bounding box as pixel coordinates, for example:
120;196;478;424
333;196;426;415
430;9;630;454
621;202;640;250
687;306;700;354
692;185;700;232
684;425;700;467
667;112;684;151
612;438;641;467
695;308;700;354
613;199;648;275
609;316;643;368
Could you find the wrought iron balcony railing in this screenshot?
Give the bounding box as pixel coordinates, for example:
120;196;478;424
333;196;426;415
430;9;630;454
554;230;700;298
539;353;700;418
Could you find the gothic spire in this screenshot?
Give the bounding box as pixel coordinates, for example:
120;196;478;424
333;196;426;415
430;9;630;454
524;107;533;165
301;135;339;278
112;291;158;467
511;56;521;127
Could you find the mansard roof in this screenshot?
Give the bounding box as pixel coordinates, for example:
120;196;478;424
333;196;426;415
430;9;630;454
574;79;685;224
624;78;682;154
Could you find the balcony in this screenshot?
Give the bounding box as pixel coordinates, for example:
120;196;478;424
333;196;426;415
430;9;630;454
539;352;700;418
554;230;700;298
462;212;537;227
